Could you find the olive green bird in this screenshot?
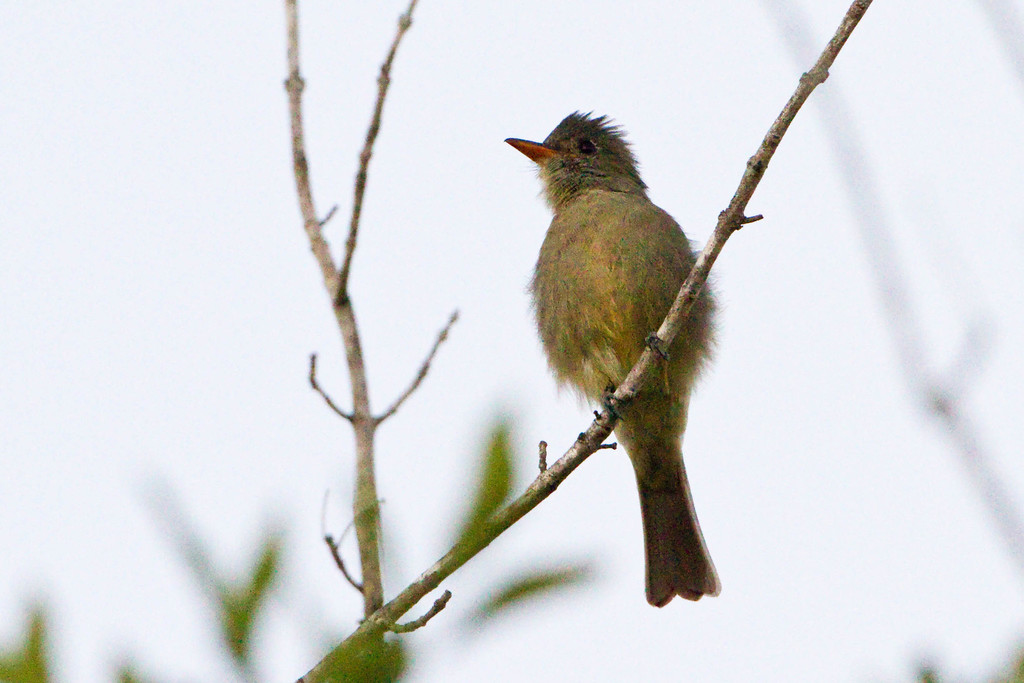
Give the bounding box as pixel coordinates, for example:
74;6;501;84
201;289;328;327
506;112;720;606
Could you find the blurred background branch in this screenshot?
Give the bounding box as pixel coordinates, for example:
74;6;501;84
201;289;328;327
761;0;1024;582
971;0;1024;96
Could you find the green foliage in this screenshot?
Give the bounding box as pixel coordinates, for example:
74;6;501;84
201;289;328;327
0;604;49;683
1011;649;1024;683
147;483;284;675
446;418;594;629
917;647;1024;683
917;665;940;683
316;634;406;683
113;660;155;683
452;419;515;550
216;531;284;668
468;563;593;625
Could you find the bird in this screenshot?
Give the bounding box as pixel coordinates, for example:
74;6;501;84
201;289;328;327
506;112;720;606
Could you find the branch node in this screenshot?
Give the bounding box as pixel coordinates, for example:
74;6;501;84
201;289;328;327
332;286;349;308
802;66;830;87
389;590;451;633
285;74;305;94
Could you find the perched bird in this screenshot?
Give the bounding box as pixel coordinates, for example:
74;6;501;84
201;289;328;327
506;112;720;606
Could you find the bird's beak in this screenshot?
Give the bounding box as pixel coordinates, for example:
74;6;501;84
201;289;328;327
505;138;558;164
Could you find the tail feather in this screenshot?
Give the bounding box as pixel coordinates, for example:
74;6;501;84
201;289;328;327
615;397;719;606
638;479;720;606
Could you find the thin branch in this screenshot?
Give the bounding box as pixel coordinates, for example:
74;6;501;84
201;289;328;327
319;205;339;228
337;0;421;300
284;0;341;299
309;354;353;421
325;535;364;593
389;590;452;633
375;310;459;424
320;492;363;591
296;3;873;679
537;441;547;473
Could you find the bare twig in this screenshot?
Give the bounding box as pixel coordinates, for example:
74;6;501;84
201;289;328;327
338;0;421;299
325;534;364;593
763;0;1024;581
284;0;341;299
538;441;547;473
320;491;363;591
389;590;452;633
376;310;459;424
296;3;873;680
319;204;339;228
309;354;353;421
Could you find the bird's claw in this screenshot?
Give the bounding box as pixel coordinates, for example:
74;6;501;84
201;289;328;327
646;333;670;360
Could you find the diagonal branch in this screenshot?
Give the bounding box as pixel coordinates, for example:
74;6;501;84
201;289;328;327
337;0;421;300
375;310;459;425
296;2;873;679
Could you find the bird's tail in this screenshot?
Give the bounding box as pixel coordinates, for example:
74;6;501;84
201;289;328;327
615;395;720;606
637;463;720;606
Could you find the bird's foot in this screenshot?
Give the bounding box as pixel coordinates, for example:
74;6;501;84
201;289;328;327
601;384;622;420
646;333;670;360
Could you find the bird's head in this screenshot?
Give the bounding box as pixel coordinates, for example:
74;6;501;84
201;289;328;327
506;112;647;208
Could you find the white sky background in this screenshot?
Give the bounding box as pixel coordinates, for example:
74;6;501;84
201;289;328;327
2;0;1023;681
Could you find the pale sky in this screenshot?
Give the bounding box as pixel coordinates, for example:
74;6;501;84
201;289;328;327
2;1;1023;681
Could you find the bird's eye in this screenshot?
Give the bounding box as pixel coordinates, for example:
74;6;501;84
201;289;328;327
578;139;597;155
